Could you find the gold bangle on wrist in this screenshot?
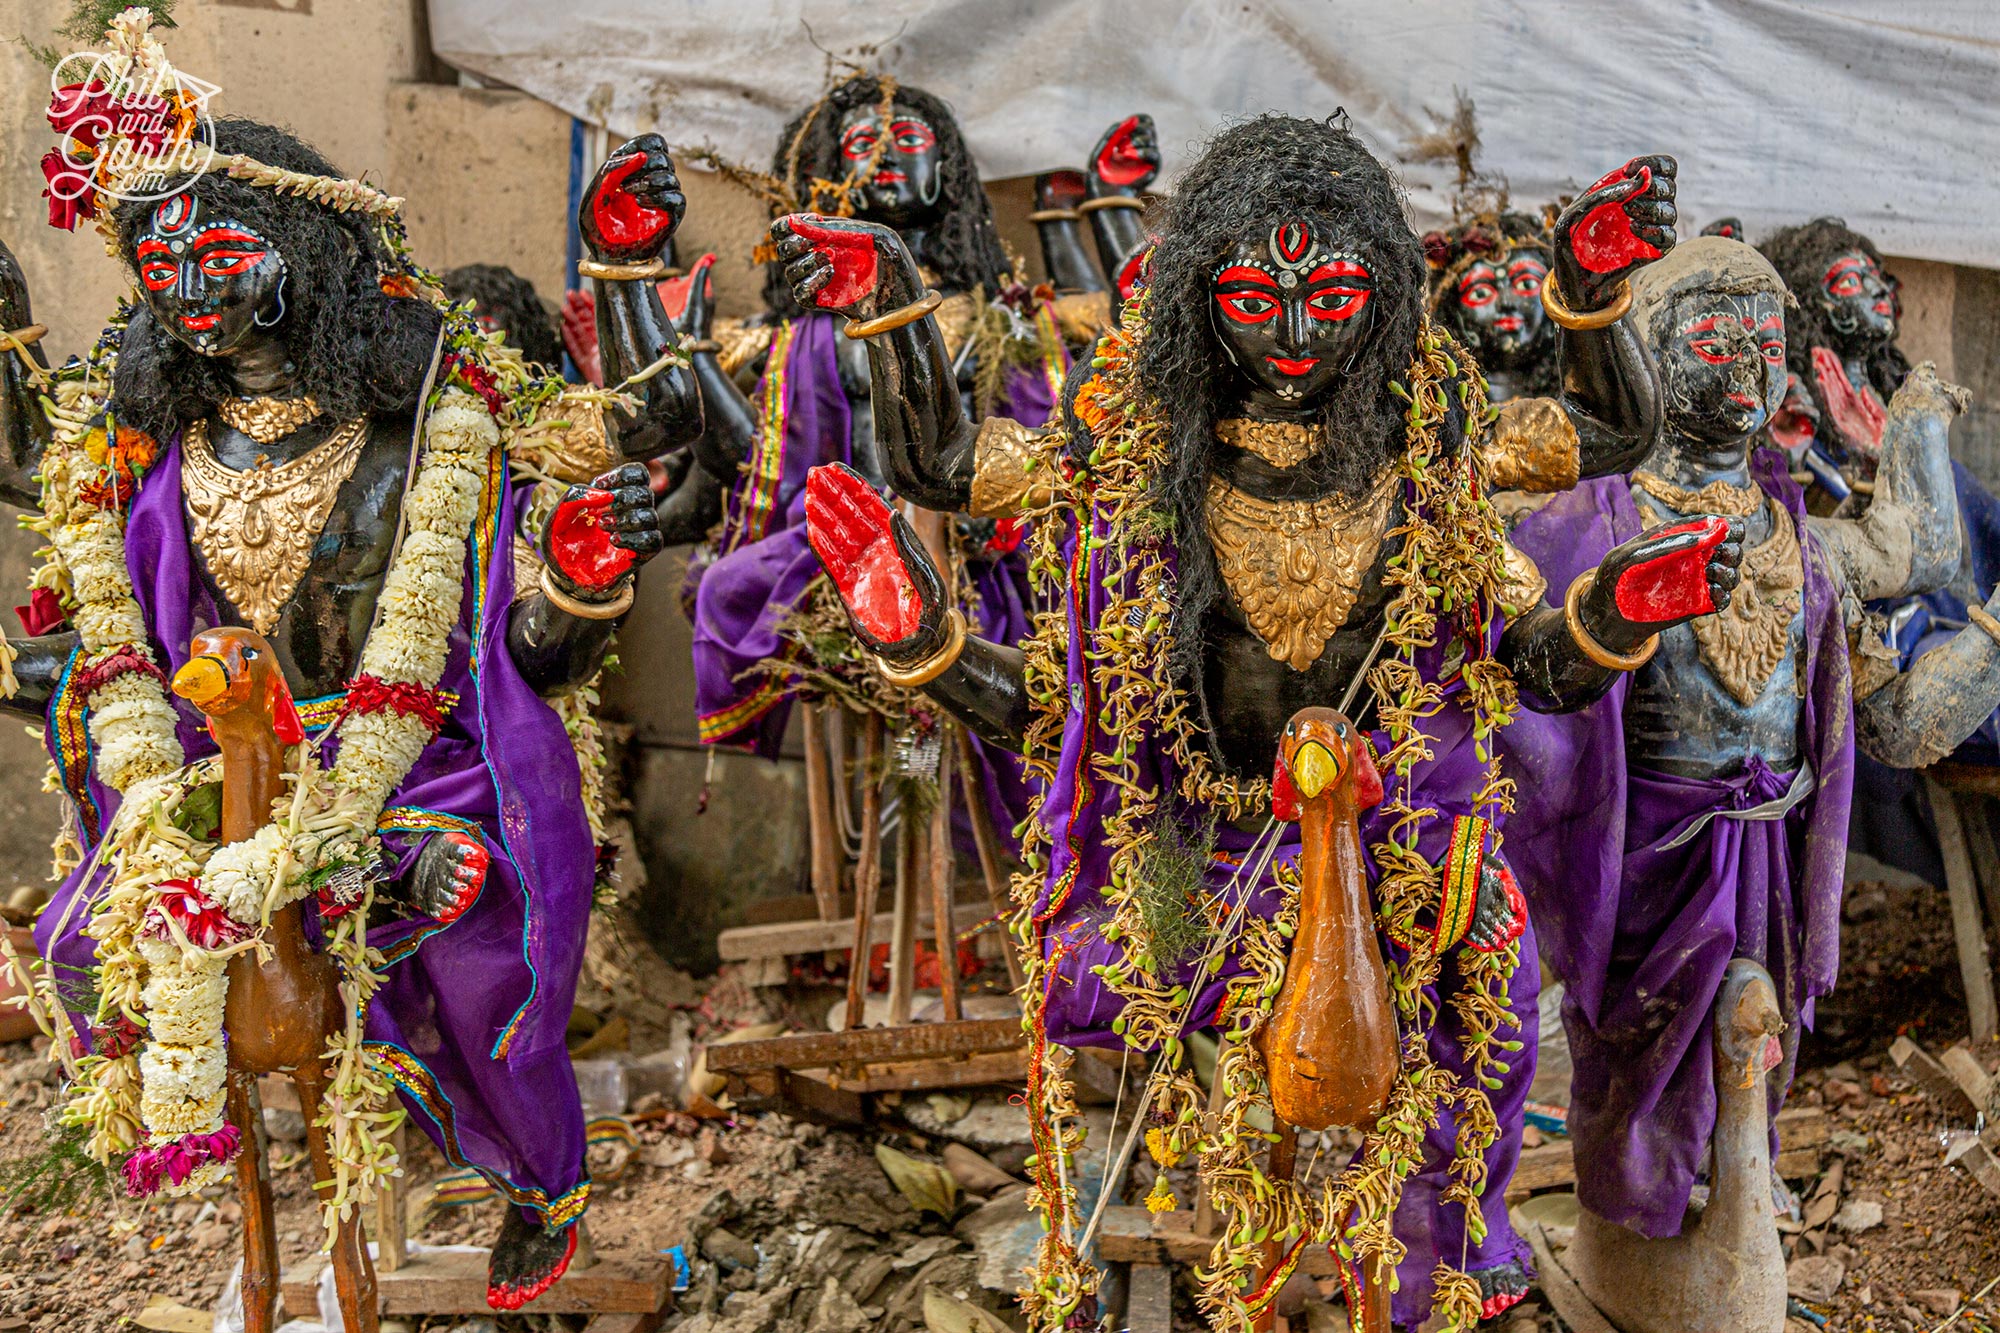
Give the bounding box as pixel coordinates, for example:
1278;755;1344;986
541;566;635;619
1077;195;1146;214
875;607;967;688
844;289;945;340
1028;208;1082;223
1541;275;1632;331
3;324;46;349
1563;571;1659;671
578;256;670;282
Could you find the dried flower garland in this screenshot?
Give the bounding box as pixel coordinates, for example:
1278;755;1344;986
1011;292;1524;1333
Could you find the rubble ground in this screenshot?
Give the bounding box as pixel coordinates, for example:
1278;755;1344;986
1;872;1996;1333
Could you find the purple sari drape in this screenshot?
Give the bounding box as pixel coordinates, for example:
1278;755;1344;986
1032;497;1536;1322
37;429;598;1225
1504;452;1854;1237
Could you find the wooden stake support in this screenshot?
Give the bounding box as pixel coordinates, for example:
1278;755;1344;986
1927;770;2000;1041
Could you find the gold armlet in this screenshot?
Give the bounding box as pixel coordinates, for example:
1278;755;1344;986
1028;208;1082;223
1969;603;2000;650
1541;275;1632;331
844;289;945;340
1563;570;1659;671
3;324;46;349
578;257;671;281
541;566;635;620
1077;195;1145;214
875;608;967;688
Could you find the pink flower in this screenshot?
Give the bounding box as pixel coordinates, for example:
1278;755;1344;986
122;1124;242;1197
92;1014;145;1059
145;878;248;950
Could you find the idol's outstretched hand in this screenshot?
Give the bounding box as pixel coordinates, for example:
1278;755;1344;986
771;214;926;322
579;134;684;265
1553;154;1678;310
803;461;952;665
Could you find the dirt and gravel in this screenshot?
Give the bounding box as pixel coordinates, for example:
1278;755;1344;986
1;869;1996;1333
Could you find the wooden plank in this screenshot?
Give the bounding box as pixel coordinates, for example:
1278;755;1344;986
929;735;962;1022
719;901;990;962
846;715;886;1030
706;1017;1024;1074
956;726;1024;991
889;811;921;1025
1942;1045;1995;1109
374;1124;408;1273
281;1251;668;1319
801;704;843;924
1928;775;1999;1040
1956;791;2000;934
1508;1107;1826;1192
1891;1035;1982;1121
1126;1263;1174;1333
829;1050;1028;1093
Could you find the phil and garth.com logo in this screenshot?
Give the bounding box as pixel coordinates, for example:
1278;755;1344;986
40;43;220;231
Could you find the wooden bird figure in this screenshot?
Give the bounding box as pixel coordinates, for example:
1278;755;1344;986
1260;707;1398;1131
171;627;378;1333
1253;706;1397;1333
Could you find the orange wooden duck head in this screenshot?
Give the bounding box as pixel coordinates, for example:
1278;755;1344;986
1271;707;1382;823
171;627;305;748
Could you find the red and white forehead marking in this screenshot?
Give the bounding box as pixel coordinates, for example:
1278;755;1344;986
152;191;196;235
1271;220;1315;269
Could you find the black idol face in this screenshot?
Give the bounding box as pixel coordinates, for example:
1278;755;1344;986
1208;219;1377;412
1819;249;1897;347
1657;290;1788;443
133;190;288;357
838;101;944;229
1449;251;1551;372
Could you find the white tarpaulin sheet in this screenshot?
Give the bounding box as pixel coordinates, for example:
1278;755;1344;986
429;0;2000;268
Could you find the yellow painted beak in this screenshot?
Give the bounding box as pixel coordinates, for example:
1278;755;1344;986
171;655;230;709
1288;738;1341;801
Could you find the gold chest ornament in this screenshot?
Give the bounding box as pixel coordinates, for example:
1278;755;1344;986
181;415;371;634
1204;469;1398;671
1633;470;1803;705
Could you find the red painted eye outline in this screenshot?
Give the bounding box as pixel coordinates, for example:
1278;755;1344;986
1217;291;1281;323
1510;271;1544;296
198;248;269;278
1687;338;1734;365
1306;287;1370;322
1459;281;1497;309
889;120;936;153
139;260;179;292
839;125;879;160
1761;341;1785;364
1827;273;1863;298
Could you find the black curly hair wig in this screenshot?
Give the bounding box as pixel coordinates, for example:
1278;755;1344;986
108;117;443;443
760;74;1012;317
443;263;560;370
1758;217;1909;461
1422;209;1560;398
1112;114;1433;688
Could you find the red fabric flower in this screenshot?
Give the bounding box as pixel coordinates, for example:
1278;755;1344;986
46;81;113;148
15;587;67;637
341;673;458;736
1420;230;1454;268
40;149;98;232
72;644;167;702
984;517;1026;557
92;1014;144;1059
443;353;508;417
145;878;248;951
